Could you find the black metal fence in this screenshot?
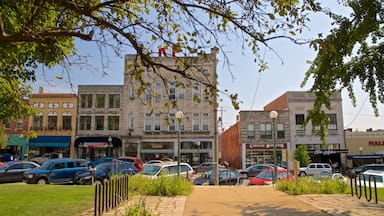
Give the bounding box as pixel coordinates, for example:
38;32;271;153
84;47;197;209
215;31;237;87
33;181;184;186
350;173;378;203
94;175;130;216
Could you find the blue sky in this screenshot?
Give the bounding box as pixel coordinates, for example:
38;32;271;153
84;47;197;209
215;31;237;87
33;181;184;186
31;1;384;131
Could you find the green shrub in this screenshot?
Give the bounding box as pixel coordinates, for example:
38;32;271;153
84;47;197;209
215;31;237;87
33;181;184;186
276;177;349;195
128;175;193;196
125;198;156;216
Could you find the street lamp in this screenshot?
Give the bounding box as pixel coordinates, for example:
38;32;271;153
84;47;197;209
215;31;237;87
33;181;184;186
359;146;363;165
175;111;184;177
196;141;201;165
269;110;278;186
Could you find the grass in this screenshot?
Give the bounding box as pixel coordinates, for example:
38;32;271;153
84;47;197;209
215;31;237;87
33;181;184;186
276;177;384;202
0;184;94;216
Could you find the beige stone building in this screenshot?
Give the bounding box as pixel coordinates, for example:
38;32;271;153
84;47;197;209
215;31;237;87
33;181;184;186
28;87;78;158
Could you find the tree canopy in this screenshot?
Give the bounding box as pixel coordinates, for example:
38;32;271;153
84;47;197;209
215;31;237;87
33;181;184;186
0;0;383;142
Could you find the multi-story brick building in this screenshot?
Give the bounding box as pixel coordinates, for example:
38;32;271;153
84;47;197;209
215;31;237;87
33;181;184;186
1;112;29;160
28;87;78;158
222;91;347;169
75;48;219;165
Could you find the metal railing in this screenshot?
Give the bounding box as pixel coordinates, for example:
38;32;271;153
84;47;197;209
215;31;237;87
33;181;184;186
94;175;130;216
350;173;378;203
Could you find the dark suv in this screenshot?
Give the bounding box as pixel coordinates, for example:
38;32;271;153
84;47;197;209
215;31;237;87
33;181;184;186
24;158;88;184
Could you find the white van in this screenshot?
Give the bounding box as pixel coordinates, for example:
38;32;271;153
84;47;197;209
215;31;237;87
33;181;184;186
140;162;194;180
358;170;384;188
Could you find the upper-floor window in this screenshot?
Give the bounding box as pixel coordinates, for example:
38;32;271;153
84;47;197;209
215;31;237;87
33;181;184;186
16;119;23;130
62;112;72;130
108;116;119;130
277;123;285;139
33;102;44;108
33;112;43;130
144;114;151;131
327;114;337;130
202;68;209;74
80;94;93;108
192;82;201;100
178;87;185;100
192;113;200;131
169;113;176;131
202;113;209;131
260;123;272;139
247;123;255;139
109;94;120;108
129;87;135;99
129;116;134;130
169;83;176;100
154;82;162;102
154;113;161;131
295;114;305;131
62;103;74;109
145;86;152;101
79;116;91;130
47;112;58;130
96;94;105;108
146;67;153;74
4;122;10;129
48;102;59;109
95;116;104;130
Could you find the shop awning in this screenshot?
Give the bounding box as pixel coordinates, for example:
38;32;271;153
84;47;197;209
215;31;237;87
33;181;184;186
28;136;71;148
347;154;384;160
7;134;27;146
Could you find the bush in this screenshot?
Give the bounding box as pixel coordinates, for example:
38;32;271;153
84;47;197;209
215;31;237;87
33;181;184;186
276;177;349;195
128;175;193;196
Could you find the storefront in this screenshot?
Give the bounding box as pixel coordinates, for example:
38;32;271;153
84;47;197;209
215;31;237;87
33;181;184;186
244;143;287;168
28;135;71;158
6;134;28;160
75;136;122;161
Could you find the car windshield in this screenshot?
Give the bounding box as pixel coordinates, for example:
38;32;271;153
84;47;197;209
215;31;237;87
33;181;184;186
39;161;54;170
256;171;273;179
95;163;112;172
141;164;161;176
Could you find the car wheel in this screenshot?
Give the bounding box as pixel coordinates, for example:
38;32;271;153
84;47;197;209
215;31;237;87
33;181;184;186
37;178;48;184
299;172;306;177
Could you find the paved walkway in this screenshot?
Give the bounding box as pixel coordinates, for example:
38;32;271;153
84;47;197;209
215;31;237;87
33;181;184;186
97;185;384;216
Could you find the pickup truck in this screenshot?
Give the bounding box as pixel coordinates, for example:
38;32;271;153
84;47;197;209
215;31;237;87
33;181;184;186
299;163;332;176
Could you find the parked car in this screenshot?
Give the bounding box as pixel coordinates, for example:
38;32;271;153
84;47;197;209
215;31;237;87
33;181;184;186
237;164;281;178
347;164;384;177
30;152;63;165
139;162;194;180
312;171;346;182
249;169;294;185
0;161;40;183
24;158;88;184
87;157;117;168
299;163;332;176
145;160;163;164
73;161;136;185
193;169;242;185
356;170;384;188
118;156;144;172
192;162;225;173
0;153;14;162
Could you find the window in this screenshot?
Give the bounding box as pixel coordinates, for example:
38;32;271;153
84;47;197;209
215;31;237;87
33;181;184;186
247;123;255;139
192;83;201;100
169;83;176;100
96;94;105;108
144;114;151;131
95;116;104;130
154;113;161;131
145;87;151;101
16;119;23;130
4;122;10;129
48;102;59;109
202;68;208;74
129;116;134;130
80;94;93;108
277;123;285;138
146;67;153;74
202;113;209;131
109;94;120;108
295;114;305;131
62;103;74;108
327;114;337;130
79;116;91;130
178;87;185;100
260;123;272;139
33;102;44;108
47;112;58;130
192;113;200;131
154;82;162;102
62;112;72;130
108;116;119;130
129;88;135;99
33;113;43;130
169;113;176;131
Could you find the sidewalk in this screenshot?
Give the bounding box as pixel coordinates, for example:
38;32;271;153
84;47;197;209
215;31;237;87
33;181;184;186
100;185;384;216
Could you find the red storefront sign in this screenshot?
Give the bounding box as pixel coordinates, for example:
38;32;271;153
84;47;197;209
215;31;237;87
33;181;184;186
368;141;384;146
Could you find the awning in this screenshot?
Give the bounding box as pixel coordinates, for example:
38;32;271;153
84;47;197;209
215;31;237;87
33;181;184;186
7;134;27;146
181;138;211;143
28;136;71;148
347;154;384;160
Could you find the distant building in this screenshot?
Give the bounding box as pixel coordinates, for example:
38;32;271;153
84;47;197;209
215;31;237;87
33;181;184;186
28;87;78;158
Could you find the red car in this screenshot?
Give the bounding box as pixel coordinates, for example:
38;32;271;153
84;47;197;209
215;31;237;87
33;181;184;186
118;156;144;172
249;169;294;185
